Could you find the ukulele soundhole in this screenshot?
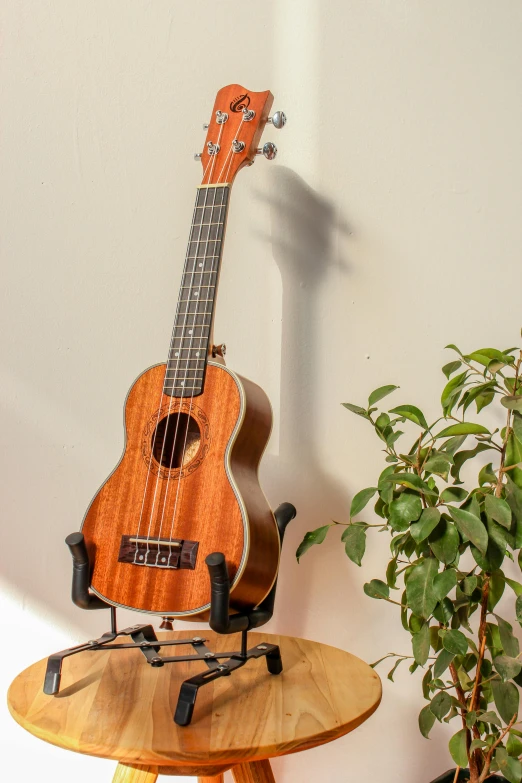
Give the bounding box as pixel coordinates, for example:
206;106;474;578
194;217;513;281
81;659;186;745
152;412;201;469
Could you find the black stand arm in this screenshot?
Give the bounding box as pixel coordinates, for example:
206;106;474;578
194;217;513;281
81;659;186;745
205;501;296;634
65;532;111;611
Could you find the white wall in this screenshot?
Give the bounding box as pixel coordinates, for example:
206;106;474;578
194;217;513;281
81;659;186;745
2;2;522;781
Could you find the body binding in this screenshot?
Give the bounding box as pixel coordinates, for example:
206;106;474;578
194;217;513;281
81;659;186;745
81;361;280;618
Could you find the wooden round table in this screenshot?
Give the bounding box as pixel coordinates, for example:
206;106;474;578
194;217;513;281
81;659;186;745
7;631;381;782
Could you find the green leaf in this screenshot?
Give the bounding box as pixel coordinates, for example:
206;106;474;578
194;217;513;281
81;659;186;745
506;578;522;598
296;526;330;562
412;623;430;666
364;579;390;600
440;487;469;503
350;487;378;518
479;462;497;486
495;747;522;783
442;361;462;379
433;597;454;625
429;519;460;565
469;739;487;754
461;575;478;596
389;492;422;532
388;405;428;429
447;506;488;555
430;690;452;721
502;396;522;413
451;443;495;483
485;494;512;529
382;472;438;496
424;454;453;479
449;729;468;768
343;525;367;566
492;680;519;724
406;558;439;619
489;572;507;612
419;704;436;739
386;558;398;589
494;655;522;682
387;657;407;682
433;648;455;678
517;595;522;626
496;615;520;657
442;629;468;656
368;385;399;407
433;569;457;602
441;434;468;456
342;402;369;418
441;371;468;415
445;343;463;355
479;710;502;726
411;508;441;543
513;413;522;445
436;422;490;439
506;433;522;490
507;732;522;758
506;474;522;527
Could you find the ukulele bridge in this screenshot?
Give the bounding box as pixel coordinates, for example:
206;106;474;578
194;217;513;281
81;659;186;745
118;535;199;570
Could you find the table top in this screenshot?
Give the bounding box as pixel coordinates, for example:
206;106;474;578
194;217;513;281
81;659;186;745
8;631;381;769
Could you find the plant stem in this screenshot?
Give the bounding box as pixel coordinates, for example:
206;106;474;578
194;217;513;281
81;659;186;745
477;713;518;783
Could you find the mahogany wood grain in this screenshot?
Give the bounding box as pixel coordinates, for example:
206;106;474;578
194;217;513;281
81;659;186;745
198;776;224;783
81;362;279;616
232;760;275;783
199;85;274;186
7;632;382;772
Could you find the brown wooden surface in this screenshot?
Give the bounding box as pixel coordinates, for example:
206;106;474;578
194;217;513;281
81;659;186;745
112;764;158;782
8;632;381;774
199;84;274;186
232;760;275;783
199;776;224;783
81;362;279;617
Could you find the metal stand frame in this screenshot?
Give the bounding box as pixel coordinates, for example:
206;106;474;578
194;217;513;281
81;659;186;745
43;503;296;727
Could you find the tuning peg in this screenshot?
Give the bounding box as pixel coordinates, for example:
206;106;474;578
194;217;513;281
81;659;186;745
267;111;287;129
203;123;209;130
194;152;202;161
257;142;277;161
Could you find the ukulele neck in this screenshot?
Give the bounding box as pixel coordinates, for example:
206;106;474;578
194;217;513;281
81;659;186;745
163;184;230;398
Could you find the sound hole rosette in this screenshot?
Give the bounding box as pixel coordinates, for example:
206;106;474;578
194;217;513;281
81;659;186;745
142;401;211;479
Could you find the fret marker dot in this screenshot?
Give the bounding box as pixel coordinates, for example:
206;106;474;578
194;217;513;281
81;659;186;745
181;381;185;386
189;329;193;334
198;262;203;267
195;291;199;296
175;352;179;357
139;555;144;561
161;557;166;563
196;351;200;357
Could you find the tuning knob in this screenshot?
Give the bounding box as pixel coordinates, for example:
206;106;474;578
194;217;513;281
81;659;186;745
267;111;287;129
203;123;209;130
194;152;202;161
257;142;277;160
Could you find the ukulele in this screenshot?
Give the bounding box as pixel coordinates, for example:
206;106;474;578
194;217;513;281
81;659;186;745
80;85;286;618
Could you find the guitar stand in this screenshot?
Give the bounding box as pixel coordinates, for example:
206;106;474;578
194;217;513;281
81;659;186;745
43;502;296;727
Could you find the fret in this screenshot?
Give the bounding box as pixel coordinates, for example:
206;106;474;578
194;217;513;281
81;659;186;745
188;223;224;243
193;205;227;224
187;239;221;258
166;359;205;370
164;185;230;398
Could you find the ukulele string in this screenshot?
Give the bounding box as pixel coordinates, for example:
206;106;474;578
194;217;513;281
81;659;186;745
167;116;244;542
154;124;224;553
134;149;216;564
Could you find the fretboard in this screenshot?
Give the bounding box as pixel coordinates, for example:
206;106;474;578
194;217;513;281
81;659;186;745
163;185;230;397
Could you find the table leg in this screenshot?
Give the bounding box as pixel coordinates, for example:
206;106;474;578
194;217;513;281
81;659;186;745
231;760;276;783
198;776;224;783
112;763;159;782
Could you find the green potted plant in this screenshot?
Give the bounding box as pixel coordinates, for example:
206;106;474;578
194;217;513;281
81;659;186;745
297;343;522;783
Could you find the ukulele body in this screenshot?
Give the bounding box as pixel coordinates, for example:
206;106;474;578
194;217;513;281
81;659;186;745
81;361;280;618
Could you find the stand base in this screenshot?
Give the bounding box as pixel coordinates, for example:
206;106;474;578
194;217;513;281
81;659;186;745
44;623;282;727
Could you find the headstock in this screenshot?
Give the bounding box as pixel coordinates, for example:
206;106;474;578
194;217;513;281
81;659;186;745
195;84;286;186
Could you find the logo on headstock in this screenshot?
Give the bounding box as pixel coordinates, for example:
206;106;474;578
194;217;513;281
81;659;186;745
230;93;250;113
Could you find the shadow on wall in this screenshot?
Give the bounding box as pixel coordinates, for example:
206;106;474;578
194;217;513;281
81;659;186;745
254;166;355;637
